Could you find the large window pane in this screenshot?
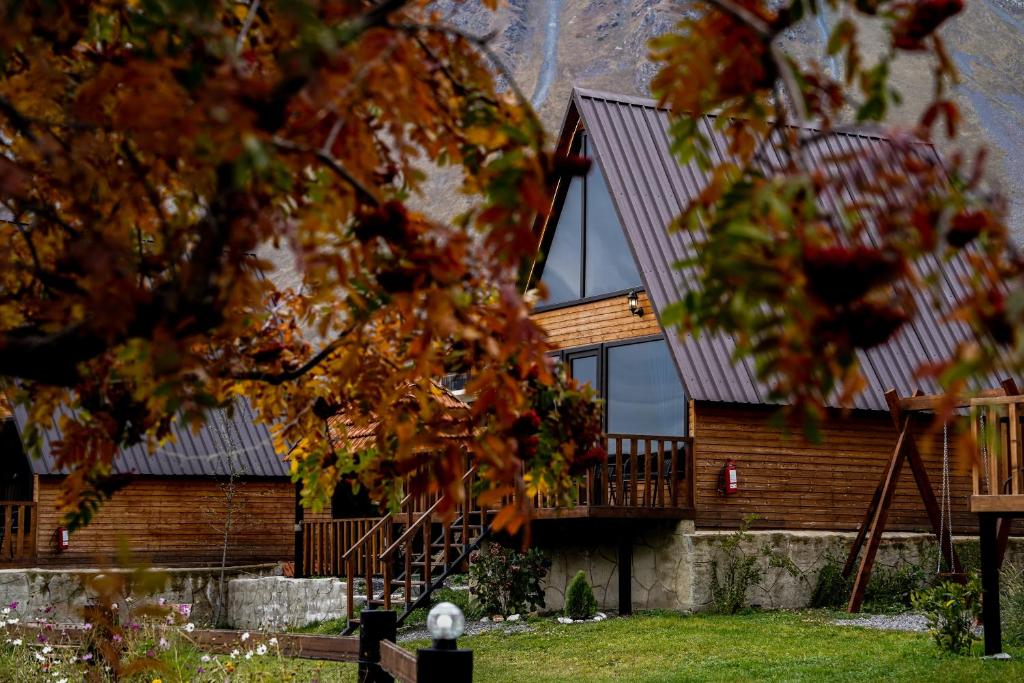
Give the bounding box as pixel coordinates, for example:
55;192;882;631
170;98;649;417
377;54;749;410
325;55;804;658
570;355;598;392
539;176;583;305
584;161;641;297
607;340;685;435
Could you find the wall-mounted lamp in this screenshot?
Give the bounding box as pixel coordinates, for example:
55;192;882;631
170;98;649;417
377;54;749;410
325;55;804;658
627;289;643;317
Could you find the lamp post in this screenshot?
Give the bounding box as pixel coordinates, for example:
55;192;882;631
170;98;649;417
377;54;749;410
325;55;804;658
417;602;472;681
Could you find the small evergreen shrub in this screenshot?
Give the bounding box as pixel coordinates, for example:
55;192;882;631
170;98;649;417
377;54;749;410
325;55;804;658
912;577;981;655
564;571;598;619
469;543;548;616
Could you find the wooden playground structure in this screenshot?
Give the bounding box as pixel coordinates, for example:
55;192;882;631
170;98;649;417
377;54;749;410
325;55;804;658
844;381;1024;655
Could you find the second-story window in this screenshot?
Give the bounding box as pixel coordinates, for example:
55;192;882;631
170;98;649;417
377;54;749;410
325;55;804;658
539;133;641;307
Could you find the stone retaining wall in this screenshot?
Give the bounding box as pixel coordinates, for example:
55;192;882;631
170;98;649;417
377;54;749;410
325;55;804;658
0;564;280;626
227;576;357;630
539;522;1024;612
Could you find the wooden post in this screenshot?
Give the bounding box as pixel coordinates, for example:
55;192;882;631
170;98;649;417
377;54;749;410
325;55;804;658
979;513;1003;656
293;483;304;576
358;610;397;683
847;417;909;612
416;644;473;683
618;531;632;616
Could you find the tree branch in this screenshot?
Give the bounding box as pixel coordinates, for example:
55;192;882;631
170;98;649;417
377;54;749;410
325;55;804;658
271;136;379;205
228;324;359;385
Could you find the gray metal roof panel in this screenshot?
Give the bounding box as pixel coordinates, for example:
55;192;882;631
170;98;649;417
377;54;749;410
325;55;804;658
12;399;288;478
570;88;1009;412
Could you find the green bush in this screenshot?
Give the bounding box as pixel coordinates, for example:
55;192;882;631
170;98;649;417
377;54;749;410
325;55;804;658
911;576;982;655
469;543;548;616
709;514;801;614
863;561;928;612
1002;564;1024;647
810;552;851;609
564;571;598;620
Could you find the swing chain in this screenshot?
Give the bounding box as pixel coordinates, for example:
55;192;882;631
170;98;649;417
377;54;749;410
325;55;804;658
938;421;953;575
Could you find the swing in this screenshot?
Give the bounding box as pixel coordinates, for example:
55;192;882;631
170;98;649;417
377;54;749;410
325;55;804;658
936;420;968;584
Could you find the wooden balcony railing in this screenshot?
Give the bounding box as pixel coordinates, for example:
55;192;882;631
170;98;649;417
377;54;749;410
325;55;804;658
970;396;1024;513
0;501;37;565
301;517;388;578
532;434;694;513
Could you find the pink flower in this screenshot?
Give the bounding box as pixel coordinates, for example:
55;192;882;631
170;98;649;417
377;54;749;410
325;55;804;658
8;602;17;610
112;634;122;643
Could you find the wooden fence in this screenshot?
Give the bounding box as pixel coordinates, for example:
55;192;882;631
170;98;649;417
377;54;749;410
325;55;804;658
0;501;36;565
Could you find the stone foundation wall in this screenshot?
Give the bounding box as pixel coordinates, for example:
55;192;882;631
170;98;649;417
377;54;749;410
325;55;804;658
0;564;280;626
539;522;1024;612
227;577;356;630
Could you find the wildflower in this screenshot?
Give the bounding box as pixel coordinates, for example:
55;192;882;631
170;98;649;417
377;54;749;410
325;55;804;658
8;602;17;610
82;622;93;630
183;622;195;633
245;650;253;660
35;652;45;662
241;632;250;641
129;622;141;632
178;604;191;617
146;649;155;658
7;618;19;625
269;637;278;646
255;644;267;656
55;678;67;683
1;607;8;615
200;655;211;663
112;634;123;643
225;662;235;673
42;645;53;654
230;648;240;658
157;598;166;606
11;639;22;646
158;637;169;651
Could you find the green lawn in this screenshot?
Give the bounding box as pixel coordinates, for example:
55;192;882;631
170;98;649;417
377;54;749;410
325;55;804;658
5;611;1024;681
436;611;1024;683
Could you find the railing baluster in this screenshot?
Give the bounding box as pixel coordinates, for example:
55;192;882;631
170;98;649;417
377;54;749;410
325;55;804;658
629;438;638;506
346;556;355;621
988;406;999;494
1011;403;1021;495
670;439;680;507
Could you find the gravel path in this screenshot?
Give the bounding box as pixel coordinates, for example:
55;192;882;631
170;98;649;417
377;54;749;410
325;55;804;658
397;618;533;643
832;613;931;632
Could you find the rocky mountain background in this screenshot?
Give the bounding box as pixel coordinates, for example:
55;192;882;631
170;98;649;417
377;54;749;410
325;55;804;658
432;0;1024;237
264;1;1024;291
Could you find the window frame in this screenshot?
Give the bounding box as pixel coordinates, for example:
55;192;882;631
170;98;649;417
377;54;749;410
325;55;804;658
551;334;688;436
532;132;640;311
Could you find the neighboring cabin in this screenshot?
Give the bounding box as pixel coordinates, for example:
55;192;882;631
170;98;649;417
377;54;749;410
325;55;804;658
1;401;295;567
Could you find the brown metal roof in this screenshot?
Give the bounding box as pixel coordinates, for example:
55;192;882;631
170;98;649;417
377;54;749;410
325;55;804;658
561;87;1002;412
12;399;289;477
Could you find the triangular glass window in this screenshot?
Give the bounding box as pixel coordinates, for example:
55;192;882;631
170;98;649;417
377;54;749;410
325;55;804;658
538;134;641;306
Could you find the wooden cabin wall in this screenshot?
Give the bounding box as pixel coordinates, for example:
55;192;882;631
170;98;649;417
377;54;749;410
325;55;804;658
690;401;981;533
34;477;294;566
532;291;659;350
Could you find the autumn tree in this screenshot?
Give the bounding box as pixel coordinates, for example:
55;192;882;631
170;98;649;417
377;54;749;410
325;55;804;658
651;0;1021;430
0;0;602;530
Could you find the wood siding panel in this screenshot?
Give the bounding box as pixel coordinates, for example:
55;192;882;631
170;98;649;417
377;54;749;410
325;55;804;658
532;292;660;350
692;402;982;533
35;477;294;566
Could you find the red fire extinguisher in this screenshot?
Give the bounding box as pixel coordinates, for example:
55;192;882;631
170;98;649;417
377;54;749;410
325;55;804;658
720;459;739;496
55;526;69;552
